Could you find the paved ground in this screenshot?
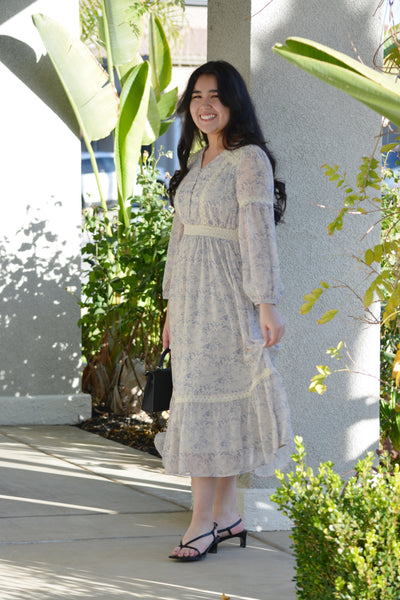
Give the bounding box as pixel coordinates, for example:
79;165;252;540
0;426;296;600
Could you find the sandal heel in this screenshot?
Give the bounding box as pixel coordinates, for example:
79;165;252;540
239;530;247;548
209;541;219;554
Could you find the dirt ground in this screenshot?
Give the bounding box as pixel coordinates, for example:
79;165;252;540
77;403;165;457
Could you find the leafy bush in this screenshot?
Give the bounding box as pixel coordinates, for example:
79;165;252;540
80;153;173;413
300;154;400;451
380;164;400;449
272;437;400;600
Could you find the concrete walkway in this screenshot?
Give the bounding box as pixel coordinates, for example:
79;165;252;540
0;426;296;600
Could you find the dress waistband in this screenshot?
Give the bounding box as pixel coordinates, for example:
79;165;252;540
184;224;239;242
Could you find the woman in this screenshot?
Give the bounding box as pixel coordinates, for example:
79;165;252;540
155;60;293;561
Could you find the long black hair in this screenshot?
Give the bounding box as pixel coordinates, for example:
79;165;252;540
168;60;286;224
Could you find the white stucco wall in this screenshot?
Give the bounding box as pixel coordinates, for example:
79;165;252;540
208;0;381;529
0;0;91;424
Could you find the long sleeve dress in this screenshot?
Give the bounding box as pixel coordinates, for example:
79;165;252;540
154;144;293;478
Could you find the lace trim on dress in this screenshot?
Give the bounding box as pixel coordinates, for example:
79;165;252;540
184;224;239;242
238;195;274;208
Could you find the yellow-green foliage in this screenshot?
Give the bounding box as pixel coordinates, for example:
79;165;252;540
272;437;400;600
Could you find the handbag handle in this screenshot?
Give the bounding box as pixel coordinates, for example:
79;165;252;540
158;347;171;368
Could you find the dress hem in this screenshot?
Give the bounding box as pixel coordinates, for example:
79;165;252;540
154;436;294;479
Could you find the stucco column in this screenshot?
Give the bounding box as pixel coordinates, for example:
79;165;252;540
208;0;381;530
0;0;91;424
208;0;251;86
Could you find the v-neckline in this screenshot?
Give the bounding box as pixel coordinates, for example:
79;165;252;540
200;147;227;170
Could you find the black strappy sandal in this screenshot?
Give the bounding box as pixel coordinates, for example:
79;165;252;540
217;518;247;548
169;524;220;562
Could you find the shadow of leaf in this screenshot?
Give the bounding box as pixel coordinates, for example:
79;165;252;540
0;34;79;136
0;0;36;26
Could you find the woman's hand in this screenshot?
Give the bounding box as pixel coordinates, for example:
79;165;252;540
162;303;171;349
259;303;285;347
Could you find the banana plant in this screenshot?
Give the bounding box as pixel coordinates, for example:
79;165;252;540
32;13;119;220
33;4;178;226
273;37;400;129
101;0;144;79
34;3;180;414
114;61;151;227
143;14;178;145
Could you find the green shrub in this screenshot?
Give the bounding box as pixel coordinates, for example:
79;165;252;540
80;153;173;412
380;165;400;450
272;437;400;599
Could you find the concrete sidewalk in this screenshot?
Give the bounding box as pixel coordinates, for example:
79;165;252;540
0;426;295;600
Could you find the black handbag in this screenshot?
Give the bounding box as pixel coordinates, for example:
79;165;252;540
141;348;172;412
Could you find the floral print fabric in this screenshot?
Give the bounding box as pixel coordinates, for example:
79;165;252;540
155;145;293;477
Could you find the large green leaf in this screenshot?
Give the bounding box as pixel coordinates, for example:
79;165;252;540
149;15;172;100
158;87;178;120
102;0;143;67
156;87;178;139
117;53;143;87
273;37;400;128
142;87;161;146
159;118;175;138
33;13;118;141
115;62;151;205
142;85;178;145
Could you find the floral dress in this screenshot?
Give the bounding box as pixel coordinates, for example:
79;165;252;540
155;144;293;477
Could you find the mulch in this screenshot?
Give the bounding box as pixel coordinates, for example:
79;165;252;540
77;404;163;457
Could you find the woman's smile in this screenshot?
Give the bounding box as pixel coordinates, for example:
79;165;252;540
190;74;230;141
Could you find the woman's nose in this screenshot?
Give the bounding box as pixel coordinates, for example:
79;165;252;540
200;97;211;107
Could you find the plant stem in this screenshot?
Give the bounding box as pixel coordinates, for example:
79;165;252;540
101;0;115;90
84;142;111;233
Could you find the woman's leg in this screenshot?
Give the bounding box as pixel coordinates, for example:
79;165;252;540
213;476;245;537
171;476;218;558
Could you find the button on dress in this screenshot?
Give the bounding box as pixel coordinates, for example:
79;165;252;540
155;144;293;477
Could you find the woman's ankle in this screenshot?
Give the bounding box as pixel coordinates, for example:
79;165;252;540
214;513;242;531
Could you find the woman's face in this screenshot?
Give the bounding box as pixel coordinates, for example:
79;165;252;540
189;74;230;141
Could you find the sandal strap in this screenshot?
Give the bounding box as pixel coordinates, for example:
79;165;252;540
178;543;200;557
179;525;217;549
217;518;242;535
